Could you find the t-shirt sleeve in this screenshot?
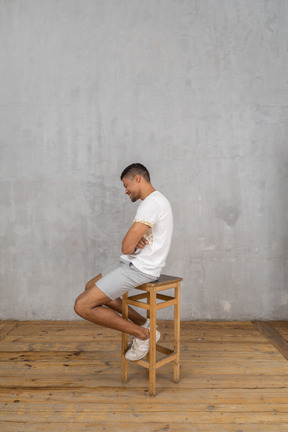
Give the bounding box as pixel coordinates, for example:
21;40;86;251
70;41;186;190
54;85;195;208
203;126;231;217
134;198;162;228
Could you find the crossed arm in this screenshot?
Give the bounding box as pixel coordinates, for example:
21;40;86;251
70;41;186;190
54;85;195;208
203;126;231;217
121;222;150;255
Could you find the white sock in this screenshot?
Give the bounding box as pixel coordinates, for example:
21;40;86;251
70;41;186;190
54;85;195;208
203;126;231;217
141;318;150;329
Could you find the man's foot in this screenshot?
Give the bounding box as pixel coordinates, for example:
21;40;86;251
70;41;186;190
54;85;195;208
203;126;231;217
125;329;161;361
128;318;160;347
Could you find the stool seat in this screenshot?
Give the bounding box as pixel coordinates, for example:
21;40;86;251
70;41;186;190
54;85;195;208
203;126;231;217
121;274;182;396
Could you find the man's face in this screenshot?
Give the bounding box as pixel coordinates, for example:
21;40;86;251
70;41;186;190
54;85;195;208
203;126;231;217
122;175;140;202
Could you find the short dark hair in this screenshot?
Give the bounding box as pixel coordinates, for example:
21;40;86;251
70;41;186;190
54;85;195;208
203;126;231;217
120;163;151;183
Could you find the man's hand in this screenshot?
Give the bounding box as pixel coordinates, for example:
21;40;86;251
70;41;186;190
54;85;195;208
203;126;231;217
135;237;149;250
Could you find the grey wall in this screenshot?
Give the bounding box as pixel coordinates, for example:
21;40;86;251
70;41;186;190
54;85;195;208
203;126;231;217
1;0;288;320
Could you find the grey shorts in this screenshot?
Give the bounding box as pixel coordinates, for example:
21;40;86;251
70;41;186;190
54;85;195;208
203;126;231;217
96;260;158;300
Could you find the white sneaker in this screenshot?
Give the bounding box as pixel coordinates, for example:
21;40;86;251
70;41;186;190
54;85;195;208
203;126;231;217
141;319;158;330
128;319;153;348
125;329;161;361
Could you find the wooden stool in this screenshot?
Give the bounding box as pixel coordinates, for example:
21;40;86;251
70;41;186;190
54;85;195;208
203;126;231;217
121;274;182;396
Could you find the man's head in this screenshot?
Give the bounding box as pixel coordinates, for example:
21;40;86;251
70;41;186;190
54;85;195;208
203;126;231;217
120;163;152;202
120;163;150;183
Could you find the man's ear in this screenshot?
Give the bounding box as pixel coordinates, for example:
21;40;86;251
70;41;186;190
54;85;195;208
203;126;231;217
135;174;141;183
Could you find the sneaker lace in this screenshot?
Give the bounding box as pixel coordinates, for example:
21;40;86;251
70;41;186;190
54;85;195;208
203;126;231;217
131;338;141;352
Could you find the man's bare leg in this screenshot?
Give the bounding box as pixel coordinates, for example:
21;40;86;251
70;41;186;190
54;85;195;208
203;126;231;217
106;298;146;326
84;274;147;326
74;284;149;340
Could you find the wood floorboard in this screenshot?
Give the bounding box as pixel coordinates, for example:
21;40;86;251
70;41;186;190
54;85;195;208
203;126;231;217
0;320;288;431
268;321;288;341
2;424;288;432
253;321;288;361
0;322;19;341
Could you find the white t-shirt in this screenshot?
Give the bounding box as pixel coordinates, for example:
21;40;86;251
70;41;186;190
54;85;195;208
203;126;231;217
120;191;173;278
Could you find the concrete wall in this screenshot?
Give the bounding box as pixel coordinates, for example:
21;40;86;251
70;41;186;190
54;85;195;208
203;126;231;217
1;0;288;320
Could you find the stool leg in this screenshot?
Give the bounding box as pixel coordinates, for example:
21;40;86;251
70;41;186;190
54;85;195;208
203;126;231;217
174;282;181;383
121;293;128;384
149;289;157;396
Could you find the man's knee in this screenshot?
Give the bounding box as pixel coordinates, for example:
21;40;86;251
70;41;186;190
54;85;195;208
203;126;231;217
74;286;108;317
74;296;86;317
74;296;99;318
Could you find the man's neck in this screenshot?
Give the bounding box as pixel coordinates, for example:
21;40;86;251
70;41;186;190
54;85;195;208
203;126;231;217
141;184;156;200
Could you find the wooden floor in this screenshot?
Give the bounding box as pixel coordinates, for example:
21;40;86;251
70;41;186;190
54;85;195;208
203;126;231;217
1;320;288;431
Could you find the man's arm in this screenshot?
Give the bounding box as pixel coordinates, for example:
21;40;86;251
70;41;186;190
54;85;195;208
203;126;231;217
121;222;150;255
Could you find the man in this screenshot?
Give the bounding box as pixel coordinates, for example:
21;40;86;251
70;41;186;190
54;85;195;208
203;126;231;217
74;163;173;361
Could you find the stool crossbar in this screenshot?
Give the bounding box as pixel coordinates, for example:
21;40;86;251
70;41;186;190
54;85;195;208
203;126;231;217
121;274;182;396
